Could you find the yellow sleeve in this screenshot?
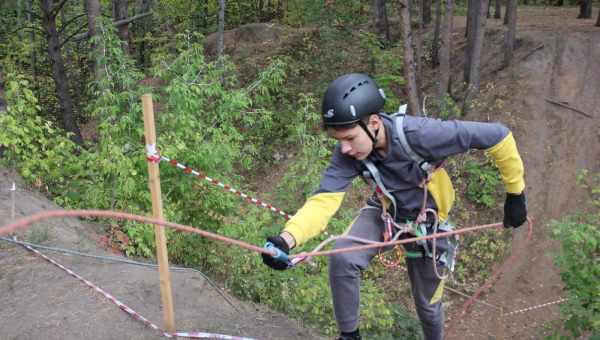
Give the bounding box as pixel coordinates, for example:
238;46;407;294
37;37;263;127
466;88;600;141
283;192;345;247
485;132;525;194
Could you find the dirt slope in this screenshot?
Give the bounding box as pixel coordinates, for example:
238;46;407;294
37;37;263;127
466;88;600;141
0;168;324;340
447;9;600;339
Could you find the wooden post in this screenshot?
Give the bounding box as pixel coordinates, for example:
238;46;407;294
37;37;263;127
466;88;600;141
10;182;16;220
141;93;176;332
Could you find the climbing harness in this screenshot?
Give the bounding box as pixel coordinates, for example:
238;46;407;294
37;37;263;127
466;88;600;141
361;105;458;279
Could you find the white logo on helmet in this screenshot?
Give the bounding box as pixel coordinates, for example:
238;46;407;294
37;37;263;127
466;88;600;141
324;109;335;118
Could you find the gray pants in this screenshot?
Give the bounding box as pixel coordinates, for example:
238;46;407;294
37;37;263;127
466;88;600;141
329;207;444;340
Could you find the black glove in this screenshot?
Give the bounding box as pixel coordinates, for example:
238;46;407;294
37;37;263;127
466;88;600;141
261;235;290;270
504;192;527;228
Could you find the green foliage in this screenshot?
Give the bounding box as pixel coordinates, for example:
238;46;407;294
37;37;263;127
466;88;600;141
549;171;600;338
358;30;406;113
436;94;462;120
453;229;510;288
0;71;78;189
3;19;421;337
465;157;502;208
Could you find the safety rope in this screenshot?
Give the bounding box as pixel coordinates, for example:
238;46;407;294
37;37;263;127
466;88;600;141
9;236;255;339
458;217;534;317
444;217;534;339
1;146;539;338
0;209;518;265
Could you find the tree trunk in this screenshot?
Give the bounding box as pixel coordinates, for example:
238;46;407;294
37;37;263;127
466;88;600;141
374;0;390;45
415;0;424;103
464;0;480;83
0;70;5;113
503;0;517;67
463;0;488;113
504;0;509;24
438;0;453;110
486;0;491;18
85;0;101;81
596;8;600;27
465;0;478;37
113;0;131;52
467;0;488;93
27;0;37;82
423;0;432;26
398;0;421;116
494;0;501;19
577;0;592;19
217;0;225;58
432;0;442;67
135;0;153;68
60;5;74;69
16;0;23;40
41;0;84;145
217;0;225;85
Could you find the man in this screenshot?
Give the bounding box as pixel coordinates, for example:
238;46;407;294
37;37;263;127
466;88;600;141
262;73;527;340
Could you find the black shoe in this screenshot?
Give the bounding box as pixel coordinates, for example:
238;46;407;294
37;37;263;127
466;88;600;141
336;329;361;340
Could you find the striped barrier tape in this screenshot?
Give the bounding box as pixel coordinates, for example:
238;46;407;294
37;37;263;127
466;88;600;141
503;297;568;316
158;155;292;220
13;237;255;340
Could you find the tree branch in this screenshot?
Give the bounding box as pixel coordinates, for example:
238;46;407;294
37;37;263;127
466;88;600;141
71;12;152;42
60;24;88;48
7;26;45;35
71;31;89;42
58;13;87;34
113;12;152;27
50;0;69;17
545;98;595;119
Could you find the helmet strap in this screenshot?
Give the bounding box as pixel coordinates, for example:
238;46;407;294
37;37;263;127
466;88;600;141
357;120;378;151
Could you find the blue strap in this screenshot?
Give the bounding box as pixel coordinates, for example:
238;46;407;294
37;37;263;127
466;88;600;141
264;242;290;263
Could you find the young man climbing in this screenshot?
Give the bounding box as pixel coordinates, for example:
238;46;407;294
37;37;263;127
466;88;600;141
261;73;527;340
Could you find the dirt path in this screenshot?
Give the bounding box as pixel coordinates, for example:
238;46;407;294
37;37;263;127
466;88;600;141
0;168;324;340
447;9;600;339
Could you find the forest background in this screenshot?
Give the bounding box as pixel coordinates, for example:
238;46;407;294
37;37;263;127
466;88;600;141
1;0;598;339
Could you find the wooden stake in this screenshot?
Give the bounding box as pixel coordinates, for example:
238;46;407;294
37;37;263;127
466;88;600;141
141;93;176;332
10;182;16;220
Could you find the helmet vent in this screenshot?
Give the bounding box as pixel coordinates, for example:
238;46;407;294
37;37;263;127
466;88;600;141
343;80;369;99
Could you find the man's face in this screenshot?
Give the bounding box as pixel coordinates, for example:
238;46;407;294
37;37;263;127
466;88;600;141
327;124;373;161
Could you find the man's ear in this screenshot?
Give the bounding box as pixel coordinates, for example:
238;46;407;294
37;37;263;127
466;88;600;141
368;114;381;129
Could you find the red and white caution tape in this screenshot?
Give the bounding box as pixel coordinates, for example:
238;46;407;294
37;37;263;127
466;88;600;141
503;297;567;316
158;155;292;220
14;238;255;340
146;144;161;163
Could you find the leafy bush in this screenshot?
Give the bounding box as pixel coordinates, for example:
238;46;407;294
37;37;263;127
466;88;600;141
549;170;600;338
2;21;420;338
465;157;502;208
0;71;78;189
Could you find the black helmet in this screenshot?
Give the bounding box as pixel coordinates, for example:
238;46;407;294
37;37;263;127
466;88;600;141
321;73;386;128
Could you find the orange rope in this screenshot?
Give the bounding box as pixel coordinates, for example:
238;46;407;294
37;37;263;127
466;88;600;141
0;209;519;261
